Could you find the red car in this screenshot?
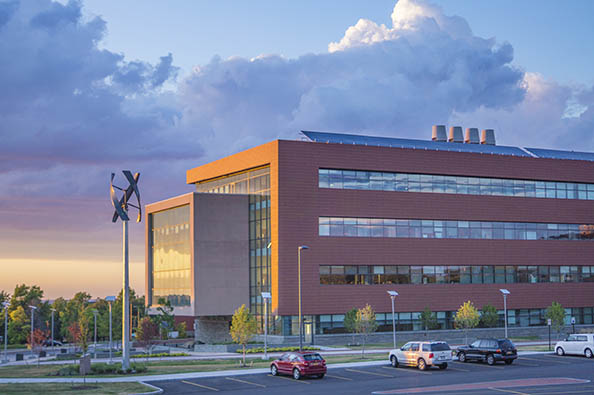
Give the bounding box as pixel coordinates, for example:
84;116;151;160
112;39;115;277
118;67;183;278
270;352;327;380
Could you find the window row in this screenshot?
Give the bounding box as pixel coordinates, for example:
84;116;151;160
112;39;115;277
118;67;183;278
281;307;594;335
319;169;594;200
319;265;594;285
319;217;594;241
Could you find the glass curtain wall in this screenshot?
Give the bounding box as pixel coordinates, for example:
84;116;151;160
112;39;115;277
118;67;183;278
151;205;192;306
195;167;271;333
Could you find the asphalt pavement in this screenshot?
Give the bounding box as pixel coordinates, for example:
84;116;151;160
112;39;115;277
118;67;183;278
149;353;594;395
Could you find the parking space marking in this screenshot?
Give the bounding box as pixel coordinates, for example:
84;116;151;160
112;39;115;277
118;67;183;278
529;389;594;395
380;366;432;374
514;362;539;367
267;374;310;384
181;380;220;392
326;373;353;381
447;366;471;372
453;361;504;370
539;355;572;364
346;368;395;377
225;376;266;388
488;387;530;395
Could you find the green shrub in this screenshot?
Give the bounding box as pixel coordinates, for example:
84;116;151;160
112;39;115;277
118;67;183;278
51;365;79;376
131;352;188;358
240;346;318;354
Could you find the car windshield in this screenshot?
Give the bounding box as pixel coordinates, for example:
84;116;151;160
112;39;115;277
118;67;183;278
431;343;451;351
303;354;323;361
498;339;515;349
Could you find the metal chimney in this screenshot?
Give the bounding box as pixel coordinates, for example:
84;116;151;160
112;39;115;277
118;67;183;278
465;128;479;144
432;125;447;142
481;129;496;145
448;126;463;143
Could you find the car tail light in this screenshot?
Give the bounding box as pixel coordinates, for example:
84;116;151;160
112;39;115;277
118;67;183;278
322;359;326;365
428;353;434;359
496;349;501;354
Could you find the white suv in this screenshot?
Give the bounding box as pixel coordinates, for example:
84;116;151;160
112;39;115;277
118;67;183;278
389;341;452;370
555;334;594;358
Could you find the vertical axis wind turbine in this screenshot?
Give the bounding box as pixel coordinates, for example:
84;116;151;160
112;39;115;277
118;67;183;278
110;170;141;371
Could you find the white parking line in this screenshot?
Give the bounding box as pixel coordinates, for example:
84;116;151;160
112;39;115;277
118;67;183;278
181;380;220;392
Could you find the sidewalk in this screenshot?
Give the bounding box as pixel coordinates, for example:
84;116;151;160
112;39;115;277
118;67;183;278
0;351;550;384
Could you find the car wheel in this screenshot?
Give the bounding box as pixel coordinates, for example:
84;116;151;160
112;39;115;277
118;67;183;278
318;373;325;379
417;358;427;371
504;359;513;365
458;352;467;363
439;363;447;370
585;348;593;359
556;347;565;356
270;365;278;376
293;368;301;380
486;354;495;365
390;355;399;368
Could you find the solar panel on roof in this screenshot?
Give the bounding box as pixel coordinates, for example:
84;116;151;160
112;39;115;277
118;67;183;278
525;148;594;162
301;130;533;158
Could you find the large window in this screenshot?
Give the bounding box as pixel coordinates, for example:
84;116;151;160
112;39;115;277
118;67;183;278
320;265;594;285
150;205;192;306
319;169;594;200
319;217;594;241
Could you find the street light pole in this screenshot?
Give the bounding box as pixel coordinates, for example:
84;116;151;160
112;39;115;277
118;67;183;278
298;245;309;352
2;302;9;363
106;296;115;364
261;292;271;360
92;310;98;359
500;289;510;339
50;308;56;352
387;291;399;349
29;305;37;356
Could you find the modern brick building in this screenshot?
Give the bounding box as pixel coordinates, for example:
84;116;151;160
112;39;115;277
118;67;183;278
146;128;594;341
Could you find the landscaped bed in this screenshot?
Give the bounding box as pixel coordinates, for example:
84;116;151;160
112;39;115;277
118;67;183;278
0;382;154;395
0;354;386;378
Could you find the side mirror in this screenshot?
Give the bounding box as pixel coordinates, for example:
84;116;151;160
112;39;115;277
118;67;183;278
400;347;405;351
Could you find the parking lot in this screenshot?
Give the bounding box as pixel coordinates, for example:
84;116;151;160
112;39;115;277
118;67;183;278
150;353;594;394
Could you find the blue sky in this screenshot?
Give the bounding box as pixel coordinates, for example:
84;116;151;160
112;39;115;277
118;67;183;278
1;0;593;298
81;0;594;85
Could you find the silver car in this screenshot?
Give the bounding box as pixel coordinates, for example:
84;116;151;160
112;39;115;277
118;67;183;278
555;334;594;358
389;341;452;370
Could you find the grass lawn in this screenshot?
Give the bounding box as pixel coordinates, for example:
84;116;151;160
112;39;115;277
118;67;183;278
0;354;387;378
0;382;152;394
517;345;553;351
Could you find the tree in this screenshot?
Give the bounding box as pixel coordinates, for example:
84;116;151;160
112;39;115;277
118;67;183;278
176;321;187;339
68;307;91;355
355;304;378;359
343;308;358;345
154;297;175;339
480;304;499;328
230;304;257;366
7;306;29;344
454;301;480;344
26;329;48;367
545;301;566;339
420;307;438;334
136;317;160;361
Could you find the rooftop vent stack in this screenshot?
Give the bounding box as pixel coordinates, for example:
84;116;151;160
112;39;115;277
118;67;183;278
448;126;463;143
481;129;496;145
432;125;447;142
465;128;479;144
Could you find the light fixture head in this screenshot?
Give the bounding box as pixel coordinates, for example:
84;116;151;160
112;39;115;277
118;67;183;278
298;245;309;250
387;290;399;297
500;289;510;295
29;305;37;310
105;296;116;302
261;292;271;299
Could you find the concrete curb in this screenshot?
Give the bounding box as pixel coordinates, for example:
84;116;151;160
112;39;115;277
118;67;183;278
132;382;164;395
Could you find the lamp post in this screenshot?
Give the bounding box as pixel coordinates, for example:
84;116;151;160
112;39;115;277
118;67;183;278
105;296;116;364
92;309;98;358
387;291;399;349
29;305;37;355
2;301;9;363
261;292;271;360
500;289;510;338
50;308;56;352
298;245;309;352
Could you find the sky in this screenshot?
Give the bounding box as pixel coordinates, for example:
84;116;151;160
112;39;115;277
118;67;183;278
0;0;593;300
